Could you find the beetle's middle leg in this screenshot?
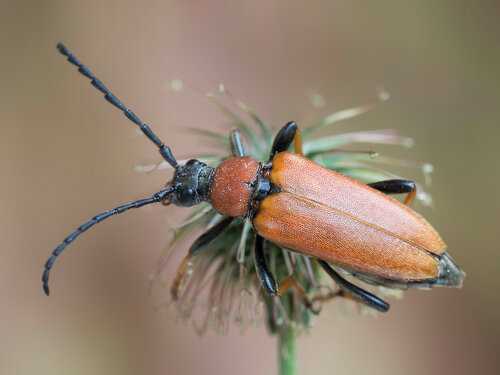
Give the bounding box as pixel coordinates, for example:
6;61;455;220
368;179;417;206
253;235;278;295
171;216;234;299
253;236;320;312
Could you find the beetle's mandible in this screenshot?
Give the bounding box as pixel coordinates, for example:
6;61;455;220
42;43;465;312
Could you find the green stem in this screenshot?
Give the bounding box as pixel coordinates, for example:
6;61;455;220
278;326;297;375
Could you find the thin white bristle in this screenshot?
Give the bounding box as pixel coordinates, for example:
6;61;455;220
170;79;184;92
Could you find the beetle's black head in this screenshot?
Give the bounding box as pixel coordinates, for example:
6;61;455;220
169;159;214;207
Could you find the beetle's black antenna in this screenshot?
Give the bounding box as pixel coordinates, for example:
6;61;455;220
42;187;174;296
56;43;178;168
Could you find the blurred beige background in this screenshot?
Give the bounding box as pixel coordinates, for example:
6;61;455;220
1;1;499;374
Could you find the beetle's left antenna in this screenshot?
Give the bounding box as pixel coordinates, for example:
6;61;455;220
42;187;174;296
56;43;178;168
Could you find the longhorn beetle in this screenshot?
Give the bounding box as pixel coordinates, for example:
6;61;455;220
42;43;465;312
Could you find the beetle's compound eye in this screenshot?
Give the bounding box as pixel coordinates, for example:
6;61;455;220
176;186;197;205
186;159;199;166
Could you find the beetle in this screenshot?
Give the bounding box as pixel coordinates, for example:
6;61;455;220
42;43;465;312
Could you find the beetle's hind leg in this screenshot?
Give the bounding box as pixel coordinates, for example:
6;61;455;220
230;129;246;157
368;179;417;206
171;216;234;300
318;260;390;313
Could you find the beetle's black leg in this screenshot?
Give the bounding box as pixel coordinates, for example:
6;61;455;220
230;129;246;157
318;260;390;312
253;235;278;295
268;121;298;161
171;216;234;299
189;216;235;256
368;179;416;206
253;240;317;312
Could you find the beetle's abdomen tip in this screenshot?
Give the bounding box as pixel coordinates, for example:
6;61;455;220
436;252;465;288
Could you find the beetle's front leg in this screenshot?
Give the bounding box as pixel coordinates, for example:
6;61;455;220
171;216;234;299
368;179;416;206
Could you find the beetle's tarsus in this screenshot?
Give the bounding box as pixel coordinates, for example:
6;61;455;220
171;254;191;300
276;275;317;311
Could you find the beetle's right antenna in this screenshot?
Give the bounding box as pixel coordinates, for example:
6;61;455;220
56;43;178;168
